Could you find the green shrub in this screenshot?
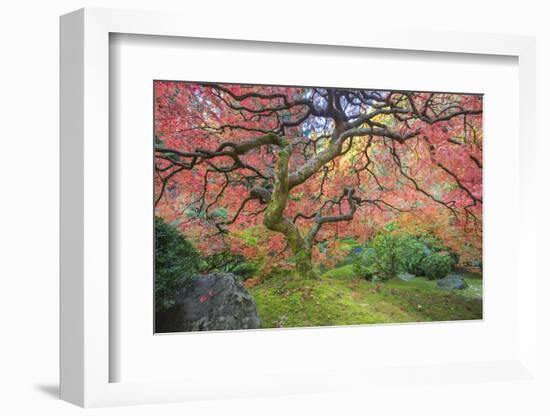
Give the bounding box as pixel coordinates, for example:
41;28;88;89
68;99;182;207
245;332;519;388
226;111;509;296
368;232;402;280
353;230;420;281
420;252;452;280
399;235;430;275
416;232;459;270
322;264;356;280
353;247;378;281
353;223;459;281
353;223;455;281
232;261;260;279
202;252;259;280
203;252;245;273
155;217;202;312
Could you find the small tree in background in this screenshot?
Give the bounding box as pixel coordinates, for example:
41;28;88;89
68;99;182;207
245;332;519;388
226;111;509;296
353;224;419;280
353;224;455;281
420;252;453;280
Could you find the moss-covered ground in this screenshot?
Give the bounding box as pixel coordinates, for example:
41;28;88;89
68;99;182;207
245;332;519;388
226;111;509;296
249;265;482;329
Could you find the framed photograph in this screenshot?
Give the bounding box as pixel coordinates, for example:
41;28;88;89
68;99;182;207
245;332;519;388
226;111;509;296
151;78;484;334
60;7;540;409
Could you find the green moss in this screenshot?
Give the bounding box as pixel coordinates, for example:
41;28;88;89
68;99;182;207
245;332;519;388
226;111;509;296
338;237;361;251
461;277;483;299
320;264;356;280
250;266;482;329
460;271;483;280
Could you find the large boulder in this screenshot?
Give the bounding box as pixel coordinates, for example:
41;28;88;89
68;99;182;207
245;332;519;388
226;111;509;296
156;272;260;332
436;274;468;290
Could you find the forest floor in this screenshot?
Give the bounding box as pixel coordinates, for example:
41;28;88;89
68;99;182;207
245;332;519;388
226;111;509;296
249;266;482;329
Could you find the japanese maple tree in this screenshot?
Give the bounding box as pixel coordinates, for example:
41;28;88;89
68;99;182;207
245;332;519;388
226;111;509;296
154;82;482;278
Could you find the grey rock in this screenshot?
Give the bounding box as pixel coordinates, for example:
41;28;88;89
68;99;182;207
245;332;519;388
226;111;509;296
156;272;260;332
398;272;416;281
436;274;468;290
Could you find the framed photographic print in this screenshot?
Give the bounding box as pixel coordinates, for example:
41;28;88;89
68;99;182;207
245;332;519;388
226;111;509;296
152;80;483;334
60;7;541;409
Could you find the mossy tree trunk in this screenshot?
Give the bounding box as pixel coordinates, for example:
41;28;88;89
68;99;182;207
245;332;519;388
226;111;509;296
293;246;314;279
261;134;358;279
262;139;316;279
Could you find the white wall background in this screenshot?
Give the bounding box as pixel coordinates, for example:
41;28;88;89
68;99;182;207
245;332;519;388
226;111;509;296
0;1;547;415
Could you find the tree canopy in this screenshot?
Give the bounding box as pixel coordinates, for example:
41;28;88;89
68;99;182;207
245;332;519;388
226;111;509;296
154;82;482;277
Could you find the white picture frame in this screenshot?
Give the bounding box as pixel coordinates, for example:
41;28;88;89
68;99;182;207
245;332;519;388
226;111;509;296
60;7;539;408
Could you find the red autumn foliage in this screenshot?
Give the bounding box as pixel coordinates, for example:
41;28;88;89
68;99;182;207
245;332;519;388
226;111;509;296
154;82;482;273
